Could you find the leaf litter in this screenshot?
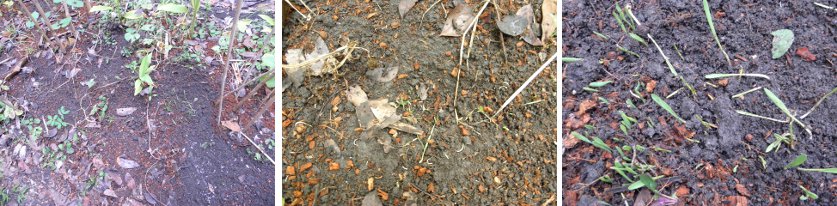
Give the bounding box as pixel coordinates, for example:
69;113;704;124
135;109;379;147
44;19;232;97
496;5;543;46
346;86;424;137
440;2;475;37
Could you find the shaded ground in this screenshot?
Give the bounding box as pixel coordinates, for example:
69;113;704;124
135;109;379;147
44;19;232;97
0;1;274;205
282;0;557;205
563;0;835;205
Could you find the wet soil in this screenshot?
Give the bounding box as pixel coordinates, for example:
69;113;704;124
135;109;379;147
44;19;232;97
0;2;274;205
282;0;557;205
563;0;835;205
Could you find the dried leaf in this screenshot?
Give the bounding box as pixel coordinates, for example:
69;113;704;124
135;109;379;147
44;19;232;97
284;49;306;88
398;0;419;18
516;5;543;46
346;85;369;107
366;67;399;82
795;47;816;61
221;121;241;132
306;37;332;76
368;99;398;122
388;122;424;136
116;107;137;116
117;157;140;169
497;15;527;36
440;4;474;37
541;0;557;43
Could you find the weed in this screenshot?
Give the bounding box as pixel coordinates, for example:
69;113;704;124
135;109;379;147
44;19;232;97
651;94;686;123
562;57;583;63
784;154;807;169
89;96;109;121
797;168;837;174
616;45;640;57
798;185;819;201
764;88;812;137
46;106;70;129
701;0;731;66
759;156;767;169
133;53;156;96
571;131;612;153
765;133;792;153
627;33;647;46
732;86;763;99
593;31;609;40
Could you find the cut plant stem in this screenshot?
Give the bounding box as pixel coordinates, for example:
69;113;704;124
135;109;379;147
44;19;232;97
651;94;686;123
702;0;732;66
458;0;491;65
493;53;557;118
800;86;837;119
625;4;642;26
814;2;837;11
648;34;678;76
797;167;837;174
732;86;763;99
666;88;683;99
735;110;789;123
705;73;770;80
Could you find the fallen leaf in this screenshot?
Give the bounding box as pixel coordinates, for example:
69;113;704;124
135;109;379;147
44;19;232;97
645;80;657;93
117;157;140;169
575;99;597;116
284;49;306;87
735;184;750;197
366;66;399;82
362;191;382;206
388;122;424;136
795;47;816;61
497;15;527;36
306;36;334;76
676;185;690;197
221;121;241;132
541;0;557;43
103;189;117;198
398;0;419;18
770;29;794;59
633;189;652;206
286;166;296;176
516;5;543;46
377;188;389;201
300;162;313;172
116;107;137;116
346;85;369;107
440;3;474;37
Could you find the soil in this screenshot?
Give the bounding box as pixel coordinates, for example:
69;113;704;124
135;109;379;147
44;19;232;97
282;0;557;205
0;2;274;205
563;0;835;205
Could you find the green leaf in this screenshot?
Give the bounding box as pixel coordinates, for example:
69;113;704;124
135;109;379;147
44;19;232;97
627;181;644;190
784;154;807;169
265;77;275;88
798;185;819;200
588;81;612;88
763;88;793;118
31;12;39;19
139;74;153;85
562;57;582;63
123;10;144;20
640;174;656;191
90;6;113;12
770;29;794;59
261;52;275;69
237;19;252;32
66;0;83;8
651;94;686;123
139;53;152;75
133;79;143;96
259;14;275;26
798;168;837;174
157;4;188;14
628;33;647;46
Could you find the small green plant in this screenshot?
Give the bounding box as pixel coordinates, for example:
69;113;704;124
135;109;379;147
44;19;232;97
616;45;640;57
764;88;811;137
798;185;818;201
797;168;837;174
0;188;8;205
562;57;582;63
618;111;638;135
705;73;770;80
124;28;140;43
651;94;686;123
765;133;793;153
571;131;612;153
701;0;731;65
89;96;109;120
583;81;611;92
46;106;70;129
627;174;657;191
770;29;794;59
134;53;156;96
784;154;807;169
628;33;647;46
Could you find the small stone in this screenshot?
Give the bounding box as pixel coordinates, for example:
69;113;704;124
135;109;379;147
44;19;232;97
103;189;117;198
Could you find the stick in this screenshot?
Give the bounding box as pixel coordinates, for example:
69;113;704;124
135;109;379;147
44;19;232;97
217;0;243;125
15;0;48;45
283;0;310;20
245;89;275;133
458;0;491;65
232;75;269;111
238;131;276;165
60;0;81;41
491;0;507;62
492;53;557;118
419;117;437;163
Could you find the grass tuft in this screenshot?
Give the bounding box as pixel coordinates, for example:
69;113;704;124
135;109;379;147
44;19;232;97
651;94;686;123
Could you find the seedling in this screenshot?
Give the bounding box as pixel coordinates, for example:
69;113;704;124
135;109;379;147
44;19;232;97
651;94;686;123
562;57;582;63
701;0;731;66
583;81;611;92
798;185;818;201
764;88;812;137
797;168;837;174
759;156;767;169
133;53;155;96
627;174;657;192
648;34;697;95
628;33;647;46
571;132;612;153
784;154;807;169
88;96;109;121
618;111;638;135
705;73;770;80
617;45;640;57
597;175;613;183
766;133;793;153
732;86;763;99
47;106;70;130
593;31;609;40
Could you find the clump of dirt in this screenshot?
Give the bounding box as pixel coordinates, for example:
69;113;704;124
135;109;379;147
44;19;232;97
282;0;557;205
563;0;835;205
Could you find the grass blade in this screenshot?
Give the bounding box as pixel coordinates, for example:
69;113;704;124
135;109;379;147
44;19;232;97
784;154;807;169
736;110;788;123
617;45;640;57
800;86;837;119
701;0;731;66
651;94;686;123
705;73;770;80
647;34;677;76
588;81;612;88
628;33;647;46
593;31;610;40
571;132;612;153
562;57;583;63
797;168;837;174
612;11;628;34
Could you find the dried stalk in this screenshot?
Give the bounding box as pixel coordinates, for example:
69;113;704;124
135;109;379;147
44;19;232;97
217;0;243;125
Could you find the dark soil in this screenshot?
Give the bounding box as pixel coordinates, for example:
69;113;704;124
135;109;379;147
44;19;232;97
282;0;557;205
563;0;835;205
0;2;274;205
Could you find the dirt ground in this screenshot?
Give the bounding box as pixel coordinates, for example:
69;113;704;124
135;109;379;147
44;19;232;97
0;1;274;205
563;0;835;205
282;0;557;205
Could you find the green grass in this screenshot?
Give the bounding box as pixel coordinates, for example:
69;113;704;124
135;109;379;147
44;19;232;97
705;73;770;80
571;132;612;153
628;33;647;46
799;185;819;201
651;94;686;123
763;88;810;137
701;0;732;66
562;57;583;63
617;45;640;57
797;168;837;174
784;153;807;169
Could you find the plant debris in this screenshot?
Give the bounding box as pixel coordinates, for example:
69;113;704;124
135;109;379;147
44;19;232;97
440;3;475;37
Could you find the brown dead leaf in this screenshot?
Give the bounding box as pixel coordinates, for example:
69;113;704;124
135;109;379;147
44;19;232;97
724;196;748;206
676;185;690;197
645;80;657;93
376;189;389;201
541;0;557;43
735;184;751;197
674;124;696;139
330;95;342;107
328;162;340;171
718;78;729;87
427;182;435;193
796;47;816;61
221;121;241;132
575;99;597;116
398;0;419;17
300;162;313;172
286;166;296;176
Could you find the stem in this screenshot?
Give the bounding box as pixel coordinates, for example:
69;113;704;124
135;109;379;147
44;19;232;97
800;87;837;119
217;0;242;125
493;53;557;118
